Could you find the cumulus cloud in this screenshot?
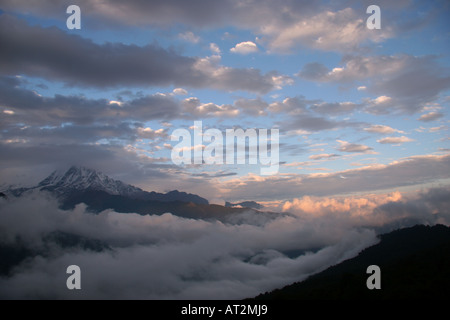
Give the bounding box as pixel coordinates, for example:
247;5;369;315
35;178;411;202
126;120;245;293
337;140;374;153
181;97;239;118
2;0;440;54
377;136;414;145
364;125;404;134
263;8;392;52
230;41;259;54
282;187;450;228
309;154;339;160
418;112;444;122
209;43;221;54
173;88;188;96
285;115;360;133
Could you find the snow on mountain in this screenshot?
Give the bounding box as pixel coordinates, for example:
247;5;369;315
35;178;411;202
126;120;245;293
38;166;144;197
4;166;209;205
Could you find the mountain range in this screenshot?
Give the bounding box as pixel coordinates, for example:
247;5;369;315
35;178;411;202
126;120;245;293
3;166;271;221
6;166;209;204
255;224;450;300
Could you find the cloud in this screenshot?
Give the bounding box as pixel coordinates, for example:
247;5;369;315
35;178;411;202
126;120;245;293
181;97;239;118
364;125;404;134
283;191;403;218
285;115;360;133
268;96;312;115
0;16;280;94
1;184;448;299
282;187;450;228
0;192;382;299
0;76;181;126
2;0;442;54
261;8;392;52
230;41;259;54
234;98;268;116
377;136;414;145
221;154;450;201
0;0;238;28
173;88;188;95
298;55;450;114
136;127;169;139
178;31;200;43
209;43;221;54
309;154;339;160
418;112;444;122
311;101;360;115
336;140;374;153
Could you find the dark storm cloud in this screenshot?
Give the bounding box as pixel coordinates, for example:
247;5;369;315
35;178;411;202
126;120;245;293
0;15;278;93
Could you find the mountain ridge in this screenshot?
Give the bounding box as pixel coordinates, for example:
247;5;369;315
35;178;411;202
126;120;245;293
254;224;450;300
2;166;282;222
4;165;209;205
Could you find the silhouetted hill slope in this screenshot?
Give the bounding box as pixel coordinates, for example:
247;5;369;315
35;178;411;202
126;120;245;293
255;224;450;300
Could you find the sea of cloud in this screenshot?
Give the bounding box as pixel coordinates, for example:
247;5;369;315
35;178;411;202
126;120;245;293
0;187;448;299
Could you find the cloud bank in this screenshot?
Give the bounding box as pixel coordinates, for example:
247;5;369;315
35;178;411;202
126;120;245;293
0;186;448;299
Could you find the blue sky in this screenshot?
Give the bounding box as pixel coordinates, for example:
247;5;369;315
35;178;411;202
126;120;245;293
0;0;449;205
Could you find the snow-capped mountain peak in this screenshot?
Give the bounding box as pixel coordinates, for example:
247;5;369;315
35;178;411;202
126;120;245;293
4;166;209;205
38;166;144;197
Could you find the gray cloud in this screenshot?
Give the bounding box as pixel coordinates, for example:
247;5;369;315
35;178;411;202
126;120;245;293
311;101;361;115
285;115;361;132
223;154;450;201
0;76;181;126
2;0;430;54
0;15;279;94
418;112;444;122
298;55;450;115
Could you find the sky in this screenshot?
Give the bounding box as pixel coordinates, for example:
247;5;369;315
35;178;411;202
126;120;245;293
0;0;449;206
1;0;450;301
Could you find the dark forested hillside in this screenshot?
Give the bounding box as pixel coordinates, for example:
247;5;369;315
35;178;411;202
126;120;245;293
255;224;450;300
